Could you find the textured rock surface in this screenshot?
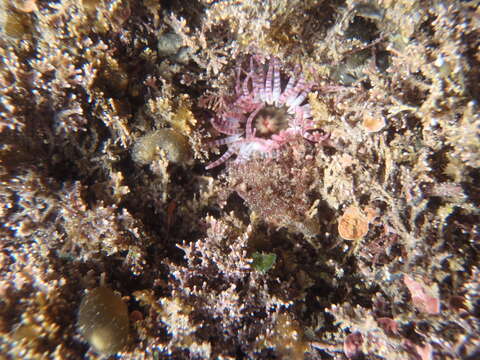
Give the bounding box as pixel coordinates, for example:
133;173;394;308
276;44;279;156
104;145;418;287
0;0;478;359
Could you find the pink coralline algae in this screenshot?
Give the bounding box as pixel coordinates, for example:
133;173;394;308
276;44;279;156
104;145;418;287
403;275;441;315
206;57;326;169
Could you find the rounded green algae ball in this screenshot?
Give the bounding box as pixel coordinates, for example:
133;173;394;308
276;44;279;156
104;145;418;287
132;129;191;165
77;286;129;356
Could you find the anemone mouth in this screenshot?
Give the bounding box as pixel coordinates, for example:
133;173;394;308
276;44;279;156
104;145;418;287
205;56;317;169
253;104;291;138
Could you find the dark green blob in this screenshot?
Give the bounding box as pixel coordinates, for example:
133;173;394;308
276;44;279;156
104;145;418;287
252;252;277;274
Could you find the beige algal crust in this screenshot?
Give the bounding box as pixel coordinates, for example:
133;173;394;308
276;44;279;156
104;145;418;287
0;0;479;359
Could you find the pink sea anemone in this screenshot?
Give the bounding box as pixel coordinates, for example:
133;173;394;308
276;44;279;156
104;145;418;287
206;57;327;169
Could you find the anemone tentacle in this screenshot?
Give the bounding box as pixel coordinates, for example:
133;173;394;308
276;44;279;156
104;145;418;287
207;57;324;169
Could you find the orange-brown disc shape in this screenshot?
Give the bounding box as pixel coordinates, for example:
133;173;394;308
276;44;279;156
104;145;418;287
338;206;370;241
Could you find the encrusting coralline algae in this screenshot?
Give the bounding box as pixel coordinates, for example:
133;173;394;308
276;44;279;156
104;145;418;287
0;0;479;359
